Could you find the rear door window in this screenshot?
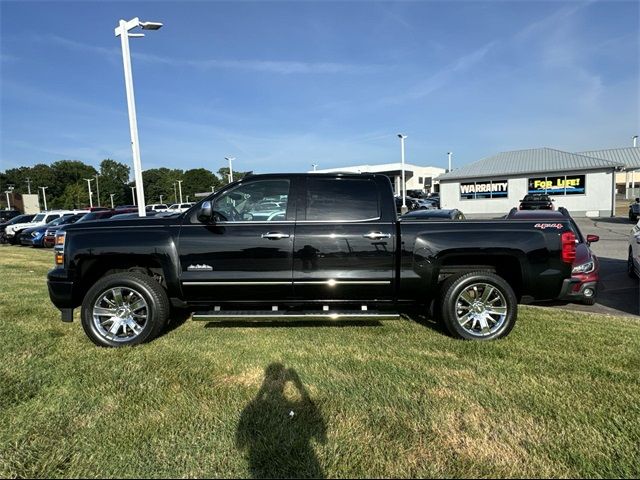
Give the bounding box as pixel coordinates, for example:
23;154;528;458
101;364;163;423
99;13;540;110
305;178;379;221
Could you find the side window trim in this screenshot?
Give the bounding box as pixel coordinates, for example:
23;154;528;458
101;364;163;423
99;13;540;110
302;177;381;222
208;177;294;224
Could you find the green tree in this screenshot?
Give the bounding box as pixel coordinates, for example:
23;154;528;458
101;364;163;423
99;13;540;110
99;159;130;207
182;168;221;200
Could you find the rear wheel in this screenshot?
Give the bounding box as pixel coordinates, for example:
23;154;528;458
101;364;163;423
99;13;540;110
81;272;169;347
439;272;517;340
628;248;638;279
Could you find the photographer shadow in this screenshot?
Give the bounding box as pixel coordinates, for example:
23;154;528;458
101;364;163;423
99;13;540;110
236;363;327;479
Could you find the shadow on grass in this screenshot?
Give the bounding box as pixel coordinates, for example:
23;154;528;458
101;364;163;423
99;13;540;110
236;363;327;479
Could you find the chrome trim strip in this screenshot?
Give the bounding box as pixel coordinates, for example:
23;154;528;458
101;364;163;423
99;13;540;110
192;313;401;319
295;280;391;285
183;281;292;285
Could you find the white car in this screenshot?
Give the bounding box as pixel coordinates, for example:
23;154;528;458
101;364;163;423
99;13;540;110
628;220;640;278
5;210;77;244
167;203;195;213
146;203;169;212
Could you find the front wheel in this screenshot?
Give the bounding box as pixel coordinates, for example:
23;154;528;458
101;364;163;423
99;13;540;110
81;272;170;347
439;272;517;340
628;248;638;279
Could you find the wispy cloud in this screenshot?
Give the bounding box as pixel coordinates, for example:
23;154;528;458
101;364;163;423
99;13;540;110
42;34;379;75
375;41;496;106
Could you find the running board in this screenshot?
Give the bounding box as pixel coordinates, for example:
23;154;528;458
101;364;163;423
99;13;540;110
191;309;401;321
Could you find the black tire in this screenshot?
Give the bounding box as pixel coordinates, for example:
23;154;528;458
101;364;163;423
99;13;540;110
81;272;170;347
582;295;596;306
439;271;517;340
628;248;638;279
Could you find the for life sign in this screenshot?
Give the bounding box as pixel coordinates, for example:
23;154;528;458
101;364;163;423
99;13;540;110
528;175;585;195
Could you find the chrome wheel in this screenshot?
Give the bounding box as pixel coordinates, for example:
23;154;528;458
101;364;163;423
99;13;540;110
455;282;507;337
92;287;149;343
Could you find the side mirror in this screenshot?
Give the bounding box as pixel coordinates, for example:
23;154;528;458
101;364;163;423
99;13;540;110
197;201;213;223
636;198;640;203
586;234;599;244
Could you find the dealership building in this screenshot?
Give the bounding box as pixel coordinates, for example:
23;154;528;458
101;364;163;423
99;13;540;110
437;147;627;217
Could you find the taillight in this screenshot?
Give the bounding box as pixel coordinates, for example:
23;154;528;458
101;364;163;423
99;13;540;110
561;231;576;264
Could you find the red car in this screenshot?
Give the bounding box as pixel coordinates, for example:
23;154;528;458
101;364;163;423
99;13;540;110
507;209;599;304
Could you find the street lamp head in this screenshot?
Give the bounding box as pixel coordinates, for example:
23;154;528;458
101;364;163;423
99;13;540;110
397;134;407;139
140;21;163;30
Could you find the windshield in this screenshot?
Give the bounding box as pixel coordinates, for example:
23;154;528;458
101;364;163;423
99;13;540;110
32;214;46;222
48;216;68;227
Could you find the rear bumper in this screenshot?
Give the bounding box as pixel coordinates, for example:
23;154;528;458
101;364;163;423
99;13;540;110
558;278;597;301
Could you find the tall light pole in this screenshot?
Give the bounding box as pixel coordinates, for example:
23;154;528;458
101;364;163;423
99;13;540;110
115;17;163;218
312;164;318;172
172;182;178;203
447;152;453;172
397;134;408;214
109;193;116;209
186;195;190;203
25;178;32;194
177;180;183;203
84;178;95;208
225;156;235;183
159;194;164;204
39;186;48;211
94;174;101;207
130;186;136;205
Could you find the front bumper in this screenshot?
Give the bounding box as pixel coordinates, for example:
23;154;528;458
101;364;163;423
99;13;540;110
47;269;77;315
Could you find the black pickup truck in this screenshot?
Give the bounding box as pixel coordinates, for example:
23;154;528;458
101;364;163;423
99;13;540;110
48;173;579;347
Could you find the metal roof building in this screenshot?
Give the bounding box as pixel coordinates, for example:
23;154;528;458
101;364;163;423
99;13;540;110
437;147;623;181
578;147;640;169
437;147;623;218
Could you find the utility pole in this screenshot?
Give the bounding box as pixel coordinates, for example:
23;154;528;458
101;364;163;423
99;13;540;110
397;134;408;214
84;178;95;208
115;17;163;217
25;178;32;194
447;152;453;172
225;156;235;183
95;174;101;207
177;180;183;203
39;186;48;211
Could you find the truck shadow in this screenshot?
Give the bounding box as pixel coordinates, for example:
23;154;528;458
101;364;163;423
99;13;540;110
236;363;327;479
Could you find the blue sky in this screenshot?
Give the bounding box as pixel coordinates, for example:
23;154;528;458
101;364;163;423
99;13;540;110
1;0;638;175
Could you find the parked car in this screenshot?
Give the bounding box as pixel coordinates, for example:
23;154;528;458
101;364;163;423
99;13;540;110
36;214;87;248
21;213;85;247
0;210;21;222
394;197;420;213
48;210;119;247
628;198;640;222
48;173;579;347
167;203;195;213
506;208;599;304
146;204;169;212
0;214;35;243
401;209;465;220
628;219;640;279
5;211;76;245
519;194;555;210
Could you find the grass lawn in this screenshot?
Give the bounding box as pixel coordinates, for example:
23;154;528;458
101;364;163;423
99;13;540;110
0;245;639;478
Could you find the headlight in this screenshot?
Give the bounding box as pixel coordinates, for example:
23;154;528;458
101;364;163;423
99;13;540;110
572;261;595;274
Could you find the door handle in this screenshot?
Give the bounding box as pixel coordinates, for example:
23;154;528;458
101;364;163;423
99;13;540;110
261;232;290;240
363;232;391;240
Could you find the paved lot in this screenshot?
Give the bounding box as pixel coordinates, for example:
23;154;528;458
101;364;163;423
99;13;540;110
538;217;639;317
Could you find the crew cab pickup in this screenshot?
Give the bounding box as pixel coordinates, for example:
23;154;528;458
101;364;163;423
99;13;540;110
48;174;579;347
